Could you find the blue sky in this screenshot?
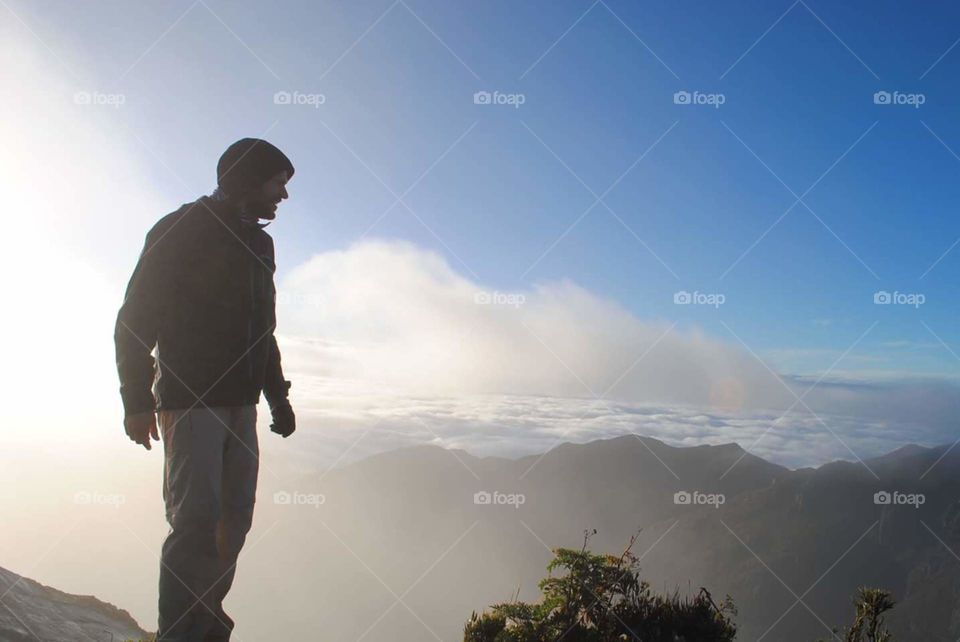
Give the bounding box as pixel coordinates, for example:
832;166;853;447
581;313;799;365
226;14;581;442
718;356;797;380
8;0;960;381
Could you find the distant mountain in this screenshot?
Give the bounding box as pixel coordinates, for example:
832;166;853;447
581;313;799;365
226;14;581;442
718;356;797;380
0;565;149;642
236;435;959;641
15;437;952;641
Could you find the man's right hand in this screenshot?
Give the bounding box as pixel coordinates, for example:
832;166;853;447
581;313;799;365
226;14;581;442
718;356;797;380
125;412;159;450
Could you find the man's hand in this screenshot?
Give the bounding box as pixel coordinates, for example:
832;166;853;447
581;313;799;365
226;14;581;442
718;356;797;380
125;411;159;450
270;403;296;438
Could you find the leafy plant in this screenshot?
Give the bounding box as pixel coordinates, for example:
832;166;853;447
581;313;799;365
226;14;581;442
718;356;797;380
463;530;737;642
818;587;896;642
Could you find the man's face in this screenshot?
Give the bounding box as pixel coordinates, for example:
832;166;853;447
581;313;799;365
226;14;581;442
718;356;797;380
245;170;290;220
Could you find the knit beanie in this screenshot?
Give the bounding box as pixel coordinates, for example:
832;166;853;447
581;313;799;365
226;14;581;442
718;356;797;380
216;138;295;197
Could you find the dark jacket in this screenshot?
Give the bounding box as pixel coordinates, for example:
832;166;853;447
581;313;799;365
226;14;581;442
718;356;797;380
115;196;290;415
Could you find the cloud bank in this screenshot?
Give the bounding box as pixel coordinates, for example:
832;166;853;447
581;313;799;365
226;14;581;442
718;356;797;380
278;240;803;406
271;240;959;469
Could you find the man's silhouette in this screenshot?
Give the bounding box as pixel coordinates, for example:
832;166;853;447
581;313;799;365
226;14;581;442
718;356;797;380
115;138;296;642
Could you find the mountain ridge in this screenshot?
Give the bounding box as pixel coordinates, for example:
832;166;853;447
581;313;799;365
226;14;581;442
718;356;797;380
260;434;958;641
5;436;956;641
321;433;948;475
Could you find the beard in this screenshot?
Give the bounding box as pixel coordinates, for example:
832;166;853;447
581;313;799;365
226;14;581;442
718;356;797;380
242;199;277;221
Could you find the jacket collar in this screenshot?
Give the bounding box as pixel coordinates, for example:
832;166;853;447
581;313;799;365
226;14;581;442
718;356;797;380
206;190;270;229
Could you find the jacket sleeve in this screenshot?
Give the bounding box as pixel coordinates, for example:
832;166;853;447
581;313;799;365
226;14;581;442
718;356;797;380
263;335;292;411
114;224;171;416
260;232;291;411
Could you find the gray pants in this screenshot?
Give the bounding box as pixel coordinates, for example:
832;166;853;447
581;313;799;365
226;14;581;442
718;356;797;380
157;406;259;642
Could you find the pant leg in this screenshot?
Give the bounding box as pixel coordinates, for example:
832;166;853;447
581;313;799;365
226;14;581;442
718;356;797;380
157;407;230;642
204;405;259;642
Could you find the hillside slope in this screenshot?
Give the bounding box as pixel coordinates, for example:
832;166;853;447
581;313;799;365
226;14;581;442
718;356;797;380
0;565;150;642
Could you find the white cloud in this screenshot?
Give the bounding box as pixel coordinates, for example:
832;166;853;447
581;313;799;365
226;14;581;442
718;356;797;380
277;239;799;410
265;385;953;472
270;240;959;469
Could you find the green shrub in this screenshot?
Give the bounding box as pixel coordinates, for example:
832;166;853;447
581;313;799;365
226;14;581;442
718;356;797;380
463;530;738;642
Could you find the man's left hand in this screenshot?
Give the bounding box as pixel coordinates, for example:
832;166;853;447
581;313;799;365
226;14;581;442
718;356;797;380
270;403;296;438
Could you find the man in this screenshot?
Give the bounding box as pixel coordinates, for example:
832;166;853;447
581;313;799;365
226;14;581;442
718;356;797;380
115;138;297;641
